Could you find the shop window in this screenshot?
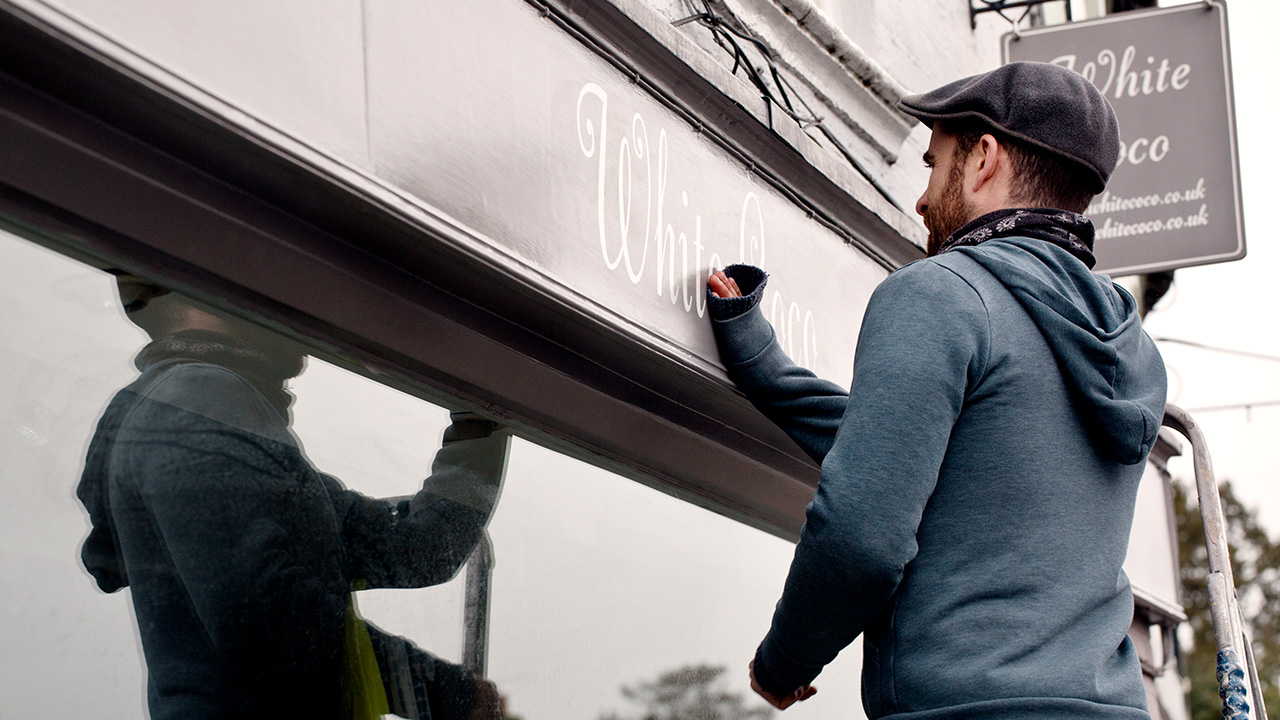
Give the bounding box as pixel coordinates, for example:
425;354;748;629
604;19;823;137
0;228;864;719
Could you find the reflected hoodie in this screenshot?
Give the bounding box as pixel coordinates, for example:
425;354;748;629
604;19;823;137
708;236;1166;719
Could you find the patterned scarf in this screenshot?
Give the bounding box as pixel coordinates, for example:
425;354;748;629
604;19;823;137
935;208;1097;268
134;329;305;417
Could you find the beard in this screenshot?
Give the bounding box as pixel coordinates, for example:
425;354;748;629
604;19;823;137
923;160;977;256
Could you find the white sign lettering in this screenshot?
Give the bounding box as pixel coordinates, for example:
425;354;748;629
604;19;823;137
576;83;819;369
1050;46;1191;100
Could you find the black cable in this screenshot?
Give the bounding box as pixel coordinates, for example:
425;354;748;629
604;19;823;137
525;0;902;270
1185;399;1280;414
1159;337;1280;415
774;73;903;209
672;0;903;210
1154;337;1280;364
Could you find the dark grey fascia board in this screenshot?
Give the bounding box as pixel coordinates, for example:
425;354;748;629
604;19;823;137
542;0;925;267
0;4;821;538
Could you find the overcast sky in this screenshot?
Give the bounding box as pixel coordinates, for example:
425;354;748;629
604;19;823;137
1141;0;1280;533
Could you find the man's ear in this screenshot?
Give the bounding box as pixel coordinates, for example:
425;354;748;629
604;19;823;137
970;133;1002;193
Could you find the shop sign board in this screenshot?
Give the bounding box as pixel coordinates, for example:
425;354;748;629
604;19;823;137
1004;1;1245;276
362;0;888;387
30;0;900;391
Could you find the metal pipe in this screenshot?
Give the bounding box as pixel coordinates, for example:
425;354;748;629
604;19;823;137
1242;613;1270;720
1162;404;1267;719
463;532;495;676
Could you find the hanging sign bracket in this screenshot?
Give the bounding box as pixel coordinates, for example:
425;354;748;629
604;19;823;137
970;0;1072;31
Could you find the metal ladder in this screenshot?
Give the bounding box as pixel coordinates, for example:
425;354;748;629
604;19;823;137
1163;404;1269;720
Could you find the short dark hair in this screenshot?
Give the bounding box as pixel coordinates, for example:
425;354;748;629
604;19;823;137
112;273;194;338
948;121;1096;214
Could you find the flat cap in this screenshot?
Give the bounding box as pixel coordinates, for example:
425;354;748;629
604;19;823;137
897;61;1119;192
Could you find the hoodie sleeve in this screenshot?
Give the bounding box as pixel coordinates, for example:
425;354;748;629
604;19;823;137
751;260;990;696
333;413;511;588
708;265;851;463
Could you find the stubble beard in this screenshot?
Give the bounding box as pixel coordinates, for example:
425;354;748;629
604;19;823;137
923;161;976;257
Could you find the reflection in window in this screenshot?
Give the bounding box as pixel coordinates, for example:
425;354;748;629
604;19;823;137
78;272;511;719
598;665;772;720
479;438;864;720
2;235;509;719
0;228;865;719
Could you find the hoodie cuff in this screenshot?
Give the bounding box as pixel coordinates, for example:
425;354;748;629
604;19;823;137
706;264;768;321
752;641;807;698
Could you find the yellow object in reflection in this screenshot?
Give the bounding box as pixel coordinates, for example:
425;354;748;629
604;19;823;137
342;581;390;720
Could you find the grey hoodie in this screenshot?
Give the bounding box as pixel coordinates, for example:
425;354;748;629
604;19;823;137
76;331;508;720
709;236;1166;719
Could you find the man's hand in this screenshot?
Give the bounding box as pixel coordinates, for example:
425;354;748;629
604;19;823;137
708;270;743;299
748;660;817;710
467;674;505;720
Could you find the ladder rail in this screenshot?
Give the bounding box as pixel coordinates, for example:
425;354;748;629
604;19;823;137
1162;404;1268;720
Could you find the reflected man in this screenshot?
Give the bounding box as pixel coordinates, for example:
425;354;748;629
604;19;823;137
77;274;508;719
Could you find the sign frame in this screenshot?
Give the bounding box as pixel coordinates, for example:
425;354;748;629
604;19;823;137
1003;1;1245;276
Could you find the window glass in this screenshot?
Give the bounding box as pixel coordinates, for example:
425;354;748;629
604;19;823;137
0;227;865;719
478;439;864;720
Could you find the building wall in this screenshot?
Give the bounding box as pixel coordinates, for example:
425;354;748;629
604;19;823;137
0;0;1190;718
815;0;1007;93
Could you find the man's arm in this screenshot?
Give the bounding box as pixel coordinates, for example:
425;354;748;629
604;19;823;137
749;261;990;697
708;265;850;463
336;412;511;589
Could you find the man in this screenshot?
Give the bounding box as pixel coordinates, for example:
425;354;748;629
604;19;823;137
708;62;1166;719
77;274;509;719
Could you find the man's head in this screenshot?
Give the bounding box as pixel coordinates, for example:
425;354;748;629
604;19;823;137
916;126;977;255
899;62;1119;253
111;272;308;373
113;273;212;339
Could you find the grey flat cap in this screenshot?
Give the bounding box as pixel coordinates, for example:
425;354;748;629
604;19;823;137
898;61;1119;192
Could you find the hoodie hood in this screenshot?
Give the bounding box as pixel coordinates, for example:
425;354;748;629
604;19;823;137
956;237;1166;464
78;390;134;592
